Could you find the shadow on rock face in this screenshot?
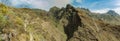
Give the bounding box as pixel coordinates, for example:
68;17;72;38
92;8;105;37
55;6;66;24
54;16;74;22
49;4;83;41
63;4;82;41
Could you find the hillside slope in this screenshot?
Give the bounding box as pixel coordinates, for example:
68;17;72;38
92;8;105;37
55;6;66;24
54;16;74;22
0;3;120;41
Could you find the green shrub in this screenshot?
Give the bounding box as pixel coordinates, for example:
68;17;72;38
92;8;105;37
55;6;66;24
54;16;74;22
0;13;7;27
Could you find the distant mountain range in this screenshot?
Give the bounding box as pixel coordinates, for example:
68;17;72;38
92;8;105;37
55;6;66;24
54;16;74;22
106;10;119;16
0;3;120;41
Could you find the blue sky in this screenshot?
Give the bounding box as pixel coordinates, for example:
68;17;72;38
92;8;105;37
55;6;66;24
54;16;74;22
72;0;116;10
0;0;120;14
72;0;120;14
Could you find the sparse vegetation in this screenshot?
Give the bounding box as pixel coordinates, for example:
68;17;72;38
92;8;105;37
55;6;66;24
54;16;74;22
0;3;120;41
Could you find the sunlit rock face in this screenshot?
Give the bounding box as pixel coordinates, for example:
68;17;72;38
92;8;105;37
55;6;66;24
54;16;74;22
0;3;120;41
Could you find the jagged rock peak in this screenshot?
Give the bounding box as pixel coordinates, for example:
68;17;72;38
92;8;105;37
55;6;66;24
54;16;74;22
49;6;60;13
66;4;74;9
107;10;119;16
66;4;76;10
65;4;77;12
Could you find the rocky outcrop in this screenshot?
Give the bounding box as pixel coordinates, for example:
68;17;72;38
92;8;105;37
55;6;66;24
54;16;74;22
0;3;120;41
60;4;82;40
50;4;120;41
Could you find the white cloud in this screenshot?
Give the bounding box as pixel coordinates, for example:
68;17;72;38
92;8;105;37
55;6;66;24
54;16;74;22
27;0;50;10
17;0;72;10
111;0;120;15
30;0;71;9
0;0;72;10
91;8;120;15
113;7;120;15
91;8;110;14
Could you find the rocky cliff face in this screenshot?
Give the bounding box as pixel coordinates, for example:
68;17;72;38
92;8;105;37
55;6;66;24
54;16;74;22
0;3;120;41
51;4;82;40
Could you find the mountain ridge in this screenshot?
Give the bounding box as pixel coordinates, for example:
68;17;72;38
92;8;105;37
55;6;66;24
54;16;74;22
106;10;119;16
0;3;120;41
